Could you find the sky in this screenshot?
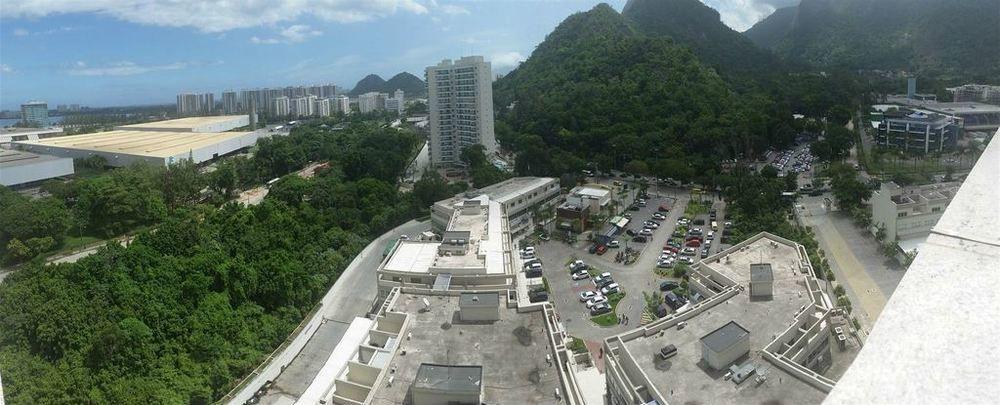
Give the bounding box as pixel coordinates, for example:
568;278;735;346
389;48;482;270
0;0;798;110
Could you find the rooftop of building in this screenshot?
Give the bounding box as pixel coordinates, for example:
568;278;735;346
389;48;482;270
569;184;611;199
115;115;248;131
435;177;556;208
885;97;1000;115
613;236;856;405
882;108;953;123
0;148;69;168
412;363;484;394
383;196;505;275
372;293;560;405
14;130;253;158
749;263;774;283
701;321;750;353
882;181;961;206
0;127;63;135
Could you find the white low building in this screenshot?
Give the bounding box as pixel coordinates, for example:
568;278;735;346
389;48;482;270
870;181;960;245
0;149;74;187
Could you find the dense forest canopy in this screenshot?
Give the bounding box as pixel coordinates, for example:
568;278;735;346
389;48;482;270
493;3;857;185
0;120;428;403
744;0;1000;82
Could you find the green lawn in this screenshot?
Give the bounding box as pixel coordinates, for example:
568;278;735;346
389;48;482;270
590;291;626;326
683;200;709;217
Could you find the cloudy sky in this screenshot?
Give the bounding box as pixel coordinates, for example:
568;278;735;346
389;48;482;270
0;0;797;110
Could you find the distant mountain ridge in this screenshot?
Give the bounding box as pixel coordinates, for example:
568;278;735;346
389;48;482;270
348;72;426;97
744;0;1000;81
622;0;784;78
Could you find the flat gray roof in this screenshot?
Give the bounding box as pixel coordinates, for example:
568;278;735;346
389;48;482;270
750;263;774;283
413;363;483;394
700;321;749;353
459;292;499;307
0;148;67;168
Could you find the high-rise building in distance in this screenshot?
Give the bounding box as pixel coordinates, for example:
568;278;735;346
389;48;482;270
20;101;49;127
358;92;381;114
314;98;331;117
272;96;290;117
335;95;351;114
222;91;239;114
176;92;214;115
426;55;496;167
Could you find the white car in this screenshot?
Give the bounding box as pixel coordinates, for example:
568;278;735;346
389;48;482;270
598;272;612;279
568;259;587;271
579;291;599;302
644;221;659;228
608;240;620;248
657;259;674;268
586;295;609;308
724;221;733;227
601;283;621;295
679;257;694;264
572;271;590;280
640;229;653;236
707;231;715;240
681;247;697;256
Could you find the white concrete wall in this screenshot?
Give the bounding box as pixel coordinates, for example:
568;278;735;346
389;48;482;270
0;156;74;186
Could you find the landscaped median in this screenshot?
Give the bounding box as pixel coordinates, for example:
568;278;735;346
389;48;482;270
590;291;626;326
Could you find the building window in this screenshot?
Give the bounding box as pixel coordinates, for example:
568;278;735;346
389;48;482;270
410;277;422;284
392;276;402;282
898;212;908;218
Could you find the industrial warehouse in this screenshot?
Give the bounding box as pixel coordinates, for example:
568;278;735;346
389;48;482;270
0;149;74;187
12;115;264;167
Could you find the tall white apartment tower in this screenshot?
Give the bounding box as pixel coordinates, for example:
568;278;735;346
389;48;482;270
221;91;239;114
426;55;496;167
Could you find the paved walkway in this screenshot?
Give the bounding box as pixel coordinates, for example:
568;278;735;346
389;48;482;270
798;197;887;332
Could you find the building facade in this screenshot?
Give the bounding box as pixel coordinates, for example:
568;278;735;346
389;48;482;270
875;109;959;153
272;96;290;117
19;101;48;127
314;98;331;117
335;95;351;114
426;56;496;167
870;181;960;244
948;84;1000;105
176;93;214;115
221;91;239;114
358;92;381;114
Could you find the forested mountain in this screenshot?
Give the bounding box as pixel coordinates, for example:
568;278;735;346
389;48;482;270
384;72;427;97
493;3;799;181
348;72;426;97
744;0;1000;81
622;0;783;78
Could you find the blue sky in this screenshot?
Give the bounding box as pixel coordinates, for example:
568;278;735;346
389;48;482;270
0;0;795;110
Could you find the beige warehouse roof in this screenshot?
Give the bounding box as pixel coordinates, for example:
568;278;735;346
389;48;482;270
116;115;247;131
18;130;252;158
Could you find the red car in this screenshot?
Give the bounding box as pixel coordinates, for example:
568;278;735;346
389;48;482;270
663;245;678;253
686;239;702;248
596;245;608;255
658;205;670;212
685;235;704;242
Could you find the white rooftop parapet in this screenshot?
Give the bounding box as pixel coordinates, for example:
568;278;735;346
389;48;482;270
826;128;1000;404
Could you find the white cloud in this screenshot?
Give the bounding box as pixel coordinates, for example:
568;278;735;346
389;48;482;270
66;60;188;76
490;51;525;68
13;28;29;36
439;4;469;15
1;64;13;73
250;36;280;45
75;61;87;67
704;0;788;31
333;54;362;67
251;24;323;44
279;24;323;42
2;0;428;33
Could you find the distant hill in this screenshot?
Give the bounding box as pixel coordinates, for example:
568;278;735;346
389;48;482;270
348;72;426;97
492;3;799;176
622;0;783;78
743;0;1000;81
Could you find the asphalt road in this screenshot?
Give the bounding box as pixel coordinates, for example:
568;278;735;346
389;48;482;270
257;219;430;404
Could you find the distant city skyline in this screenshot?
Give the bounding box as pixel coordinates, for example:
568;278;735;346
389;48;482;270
0;0;794;110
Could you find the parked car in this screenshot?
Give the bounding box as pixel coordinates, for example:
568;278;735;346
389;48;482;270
659;281;680;291
569;260;587;272
608;240;621;248
529;290;549;303
658;205;670;212
707;231;715;240
586;296;609;308
523;258;542;267
629;205;640;211
626;229;637;237
652;212;666;220
588;244;598;254
601;283;621;295
657;259;674;268
596;245;608;255
593;275;612;287
664;291;684;310
632;235;647;243
679;257;694;264
681;247;697;256
539;233;550;241
688;228;703;235
640;229;653;236
580;291;599;302
685;239;702;248
693;218;705;225
590;302;612;316
572;271;590;280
